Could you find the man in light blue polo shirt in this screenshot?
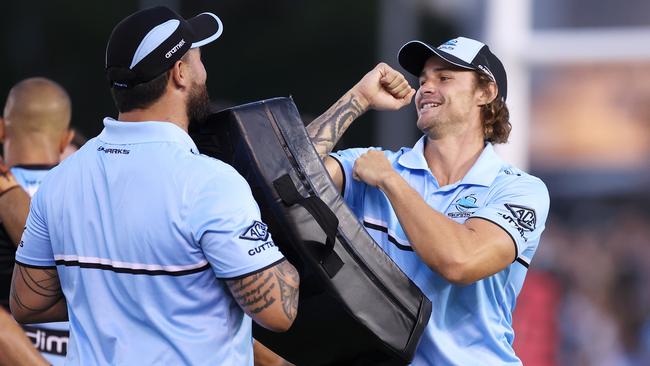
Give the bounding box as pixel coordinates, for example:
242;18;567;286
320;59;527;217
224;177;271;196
308;37;549;365
10;7;299;366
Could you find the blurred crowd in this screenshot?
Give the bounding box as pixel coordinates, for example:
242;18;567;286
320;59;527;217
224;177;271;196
514;199;650;366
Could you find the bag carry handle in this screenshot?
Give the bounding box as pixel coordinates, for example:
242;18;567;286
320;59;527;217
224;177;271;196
274;174;339;255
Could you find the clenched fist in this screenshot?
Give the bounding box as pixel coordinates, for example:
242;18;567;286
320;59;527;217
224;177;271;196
351;63;415;112
352;150;399;188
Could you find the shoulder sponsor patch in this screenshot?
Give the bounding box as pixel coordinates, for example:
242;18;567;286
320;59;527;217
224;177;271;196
239;220;269;241
504;203;536;231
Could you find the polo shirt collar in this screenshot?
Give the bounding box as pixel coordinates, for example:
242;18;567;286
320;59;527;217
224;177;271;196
398;135;504;187
98;118;199;153
397;135;428;170
462;143;503;187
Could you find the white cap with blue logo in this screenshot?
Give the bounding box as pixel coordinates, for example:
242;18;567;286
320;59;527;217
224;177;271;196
398;37;508;102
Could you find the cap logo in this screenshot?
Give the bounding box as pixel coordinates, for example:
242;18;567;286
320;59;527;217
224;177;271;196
438;39;458;51
477;65;496;82
165;39;186;59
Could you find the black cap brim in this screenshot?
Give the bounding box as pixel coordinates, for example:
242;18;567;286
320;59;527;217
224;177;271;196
398;40;477;77
188;12;223;48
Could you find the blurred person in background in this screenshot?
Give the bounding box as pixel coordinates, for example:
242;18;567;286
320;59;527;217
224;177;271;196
549;208;650;366
308;37;550;365
0;77;74;365
0;164;47;366
9;7;299;365
60;128;87;161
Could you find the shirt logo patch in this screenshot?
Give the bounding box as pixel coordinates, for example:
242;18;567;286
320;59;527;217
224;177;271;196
448;194;479;218
239;220;269;241
97;146;130;155
504;204;536;231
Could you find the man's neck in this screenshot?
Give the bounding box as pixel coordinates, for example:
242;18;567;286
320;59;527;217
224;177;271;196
3;139;60;167
423;131;485;187
117;97;189;132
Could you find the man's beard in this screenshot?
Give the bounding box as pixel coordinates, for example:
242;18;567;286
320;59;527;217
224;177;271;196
187;81;210;125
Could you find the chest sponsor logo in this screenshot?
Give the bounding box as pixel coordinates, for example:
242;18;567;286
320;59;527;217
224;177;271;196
448;194;479;218
239;220;269;241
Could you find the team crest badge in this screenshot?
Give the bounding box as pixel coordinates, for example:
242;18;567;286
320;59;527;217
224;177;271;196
448;194;480;218
454;195;479;212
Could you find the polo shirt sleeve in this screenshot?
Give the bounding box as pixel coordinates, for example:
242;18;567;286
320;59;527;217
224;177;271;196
15;189;56;268
189;167;284;279
329;147;376;208
469;176;550;263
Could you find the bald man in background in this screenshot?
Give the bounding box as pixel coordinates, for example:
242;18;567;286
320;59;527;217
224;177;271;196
0;77;73;366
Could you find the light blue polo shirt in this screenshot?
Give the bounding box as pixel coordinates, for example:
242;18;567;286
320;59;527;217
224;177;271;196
16;118;284;366
331;136;550;366
11;165;69;366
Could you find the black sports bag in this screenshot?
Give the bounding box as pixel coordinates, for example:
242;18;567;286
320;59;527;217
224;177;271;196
190;97;431;366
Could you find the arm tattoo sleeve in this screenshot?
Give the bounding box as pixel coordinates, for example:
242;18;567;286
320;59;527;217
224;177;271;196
227;260;300;322
272;260;299;322
228;271;277;314
307;94;364;157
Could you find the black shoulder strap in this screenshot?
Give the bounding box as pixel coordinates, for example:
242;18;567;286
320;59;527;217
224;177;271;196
273;174;343;277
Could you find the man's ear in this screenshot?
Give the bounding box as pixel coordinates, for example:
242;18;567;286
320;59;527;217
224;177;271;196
477;82;498;106
59;129;75;154
169;59;190;90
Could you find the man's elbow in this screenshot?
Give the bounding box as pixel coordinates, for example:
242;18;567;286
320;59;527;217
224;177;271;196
266;318;294;333
256;292;299;332
9;302;31;324
437;261;478;286
257;313;296;333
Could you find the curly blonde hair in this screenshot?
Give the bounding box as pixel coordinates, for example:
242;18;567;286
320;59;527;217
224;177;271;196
477;73;511;144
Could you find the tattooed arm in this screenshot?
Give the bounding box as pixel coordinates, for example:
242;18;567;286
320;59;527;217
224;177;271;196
307;63;415;191
10;264;67;323
226;259;299;332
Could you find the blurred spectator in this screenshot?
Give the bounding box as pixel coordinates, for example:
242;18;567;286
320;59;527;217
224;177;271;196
514;201;650;366
0;77;73;365
60;128;86;161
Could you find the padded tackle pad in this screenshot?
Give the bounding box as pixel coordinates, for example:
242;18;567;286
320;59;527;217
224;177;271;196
190;97;431;366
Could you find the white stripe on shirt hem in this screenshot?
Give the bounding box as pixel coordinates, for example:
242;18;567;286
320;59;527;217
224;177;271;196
53;254;208;272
